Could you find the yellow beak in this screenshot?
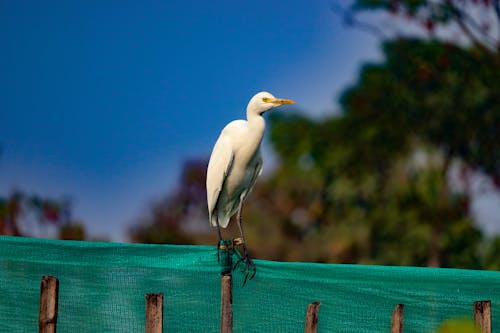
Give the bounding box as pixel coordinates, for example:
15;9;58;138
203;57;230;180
265;97;295;105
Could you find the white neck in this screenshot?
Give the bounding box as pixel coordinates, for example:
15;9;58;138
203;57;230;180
246;110;265;143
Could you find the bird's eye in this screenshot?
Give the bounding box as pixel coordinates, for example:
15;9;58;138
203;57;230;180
262;97;271;103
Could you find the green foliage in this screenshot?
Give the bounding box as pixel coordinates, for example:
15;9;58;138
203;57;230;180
262;110;485;266
341;39;500;179
242;38;499;267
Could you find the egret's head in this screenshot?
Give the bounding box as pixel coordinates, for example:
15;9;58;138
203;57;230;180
247;91;295;115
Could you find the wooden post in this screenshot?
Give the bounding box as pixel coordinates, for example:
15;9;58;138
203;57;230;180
39;275;59;333
473;300;491;333
145;293;163;333
221;273;233;333
304;301;321;333
391;304;404;333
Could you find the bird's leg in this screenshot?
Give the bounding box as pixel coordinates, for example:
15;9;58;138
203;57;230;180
233;199;256;284
215;212;224;263
215;214;234;274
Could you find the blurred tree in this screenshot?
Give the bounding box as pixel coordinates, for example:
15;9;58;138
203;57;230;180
129;160;208;244
337;38;499;266
59;223;86;240
249;111;483;267
340;39;500;185
338;0;500;52
327;0;500;267
252;34;499;267
0;192;23;236
0;191;86;240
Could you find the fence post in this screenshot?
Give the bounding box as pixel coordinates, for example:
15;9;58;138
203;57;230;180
221;273;233;333
145;293;163;333
39;275;59;333
391;304;404;333
304;301;321;333
473;300;491;333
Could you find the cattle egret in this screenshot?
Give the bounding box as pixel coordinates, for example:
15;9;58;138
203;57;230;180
206;91;295;281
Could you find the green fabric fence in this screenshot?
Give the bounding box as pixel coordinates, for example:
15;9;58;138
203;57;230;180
1;235;499;332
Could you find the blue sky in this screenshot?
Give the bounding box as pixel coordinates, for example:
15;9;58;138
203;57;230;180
2;1;384;241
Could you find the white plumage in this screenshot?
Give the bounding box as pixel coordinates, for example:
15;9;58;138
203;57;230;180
206;92;294;280
206;120;263;229
207;92;295;231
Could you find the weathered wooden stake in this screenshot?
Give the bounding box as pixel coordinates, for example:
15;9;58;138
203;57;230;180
39;275;59;333
221;273;233;333
145;293;163;333
304;301;321;333
473;300;491;333
391;304;404;333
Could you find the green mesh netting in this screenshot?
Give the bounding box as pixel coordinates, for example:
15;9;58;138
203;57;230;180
1;235;499;332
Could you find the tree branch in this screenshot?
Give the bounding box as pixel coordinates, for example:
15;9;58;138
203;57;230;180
444;0;497;53
330;3;388;39
493;0;500;50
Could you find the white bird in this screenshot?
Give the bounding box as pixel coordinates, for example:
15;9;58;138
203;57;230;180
206;91;295;279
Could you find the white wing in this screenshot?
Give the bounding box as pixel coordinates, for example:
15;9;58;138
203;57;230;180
242;152;263;202
206;133;234;227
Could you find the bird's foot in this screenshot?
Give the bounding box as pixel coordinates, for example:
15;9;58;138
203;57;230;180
233;248;256;286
